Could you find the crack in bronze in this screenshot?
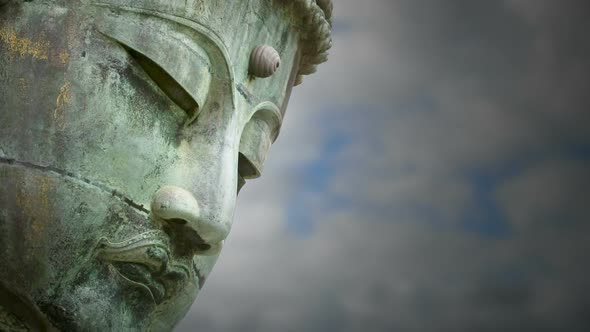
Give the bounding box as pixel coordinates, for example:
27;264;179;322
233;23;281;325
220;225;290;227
0;156;149;214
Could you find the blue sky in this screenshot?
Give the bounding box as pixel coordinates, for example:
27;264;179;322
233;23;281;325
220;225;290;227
177;1;590;331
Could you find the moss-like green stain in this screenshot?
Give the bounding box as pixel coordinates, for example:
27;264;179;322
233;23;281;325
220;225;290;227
0;0;329;330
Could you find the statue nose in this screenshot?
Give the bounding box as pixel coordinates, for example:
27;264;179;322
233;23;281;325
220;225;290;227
150;185;227;255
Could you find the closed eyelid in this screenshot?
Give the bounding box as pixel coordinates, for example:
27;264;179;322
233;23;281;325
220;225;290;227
124;45;199;117
95;7;215;117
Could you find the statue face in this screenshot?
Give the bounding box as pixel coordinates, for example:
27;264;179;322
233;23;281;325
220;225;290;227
0;1;299;330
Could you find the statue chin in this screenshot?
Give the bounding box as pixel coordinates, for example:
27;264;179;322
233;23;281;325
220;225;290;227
0;0;332;330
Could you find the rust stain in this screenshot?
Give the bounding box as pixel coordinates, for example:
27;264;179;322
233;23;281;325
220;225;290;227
53;81;72;130
0;26;50;60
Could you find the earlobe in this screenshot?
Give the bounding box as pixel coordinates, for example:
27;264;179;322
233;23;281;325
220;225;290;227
238;117;272;179
236;103;282;185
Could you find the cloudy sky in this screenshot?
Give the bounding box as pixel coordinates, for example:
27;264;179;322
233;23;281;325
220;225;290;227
177;1;590;331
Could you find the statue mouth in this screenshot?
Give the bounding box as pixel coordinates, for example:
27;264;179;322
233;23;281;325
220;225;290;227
96;231;191;305
0;156;197;304
111;262;168;304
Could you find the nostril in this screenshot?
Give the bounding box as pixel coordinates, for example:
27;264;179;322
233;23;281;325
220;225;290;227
161;222;211;256
151;185;229;247
164;218;188;225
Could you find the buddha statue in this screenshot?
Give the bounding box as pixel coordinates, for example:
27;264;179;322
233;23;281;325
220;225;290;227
0;0;332;330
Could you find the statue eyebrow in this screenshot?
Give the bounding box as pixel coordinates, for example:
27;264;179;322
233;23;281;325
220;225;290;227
93;3;238;108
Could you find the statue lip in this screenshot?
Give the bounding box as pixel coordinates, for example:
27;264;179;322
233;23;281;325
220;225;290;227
0;157;196;304
111;262;167;304
96;230;189;305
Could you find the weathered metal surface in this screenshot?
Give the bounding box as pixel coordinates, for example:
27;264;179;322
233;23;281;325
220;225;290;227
0;0;332;331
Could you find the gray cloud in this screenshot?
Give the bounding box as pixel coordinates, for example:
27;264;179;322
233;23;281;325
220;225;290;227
176;1;590;331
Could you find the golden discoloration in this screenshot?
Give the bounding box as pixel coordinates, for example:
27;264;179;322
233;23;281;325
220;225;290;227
0;26;50;60
32;177;52;240
53;81;72;130
58;50;70;65
16;175;54;245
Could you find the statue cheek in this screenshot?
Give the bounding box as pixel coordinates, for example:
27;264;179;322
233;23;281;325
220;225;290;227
153;105;240;251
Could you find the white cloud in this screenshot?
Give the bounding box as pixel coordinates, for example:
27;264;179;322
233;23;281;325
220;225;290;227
176;1;590;331
495;159;590;229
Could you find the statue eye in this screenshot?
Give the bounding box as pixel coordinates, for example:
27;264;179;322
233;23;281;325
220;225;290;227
97;8;213;124
125;47;199;118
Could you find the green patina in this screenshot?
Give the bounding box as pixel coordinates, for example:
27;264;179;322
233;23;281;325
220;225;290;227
0;0;332;331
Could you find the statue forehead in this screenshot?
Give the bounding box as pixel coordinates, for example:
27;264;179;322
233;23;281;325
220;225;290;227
2;0;332;126
92;0;333;86
92;0;296;51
